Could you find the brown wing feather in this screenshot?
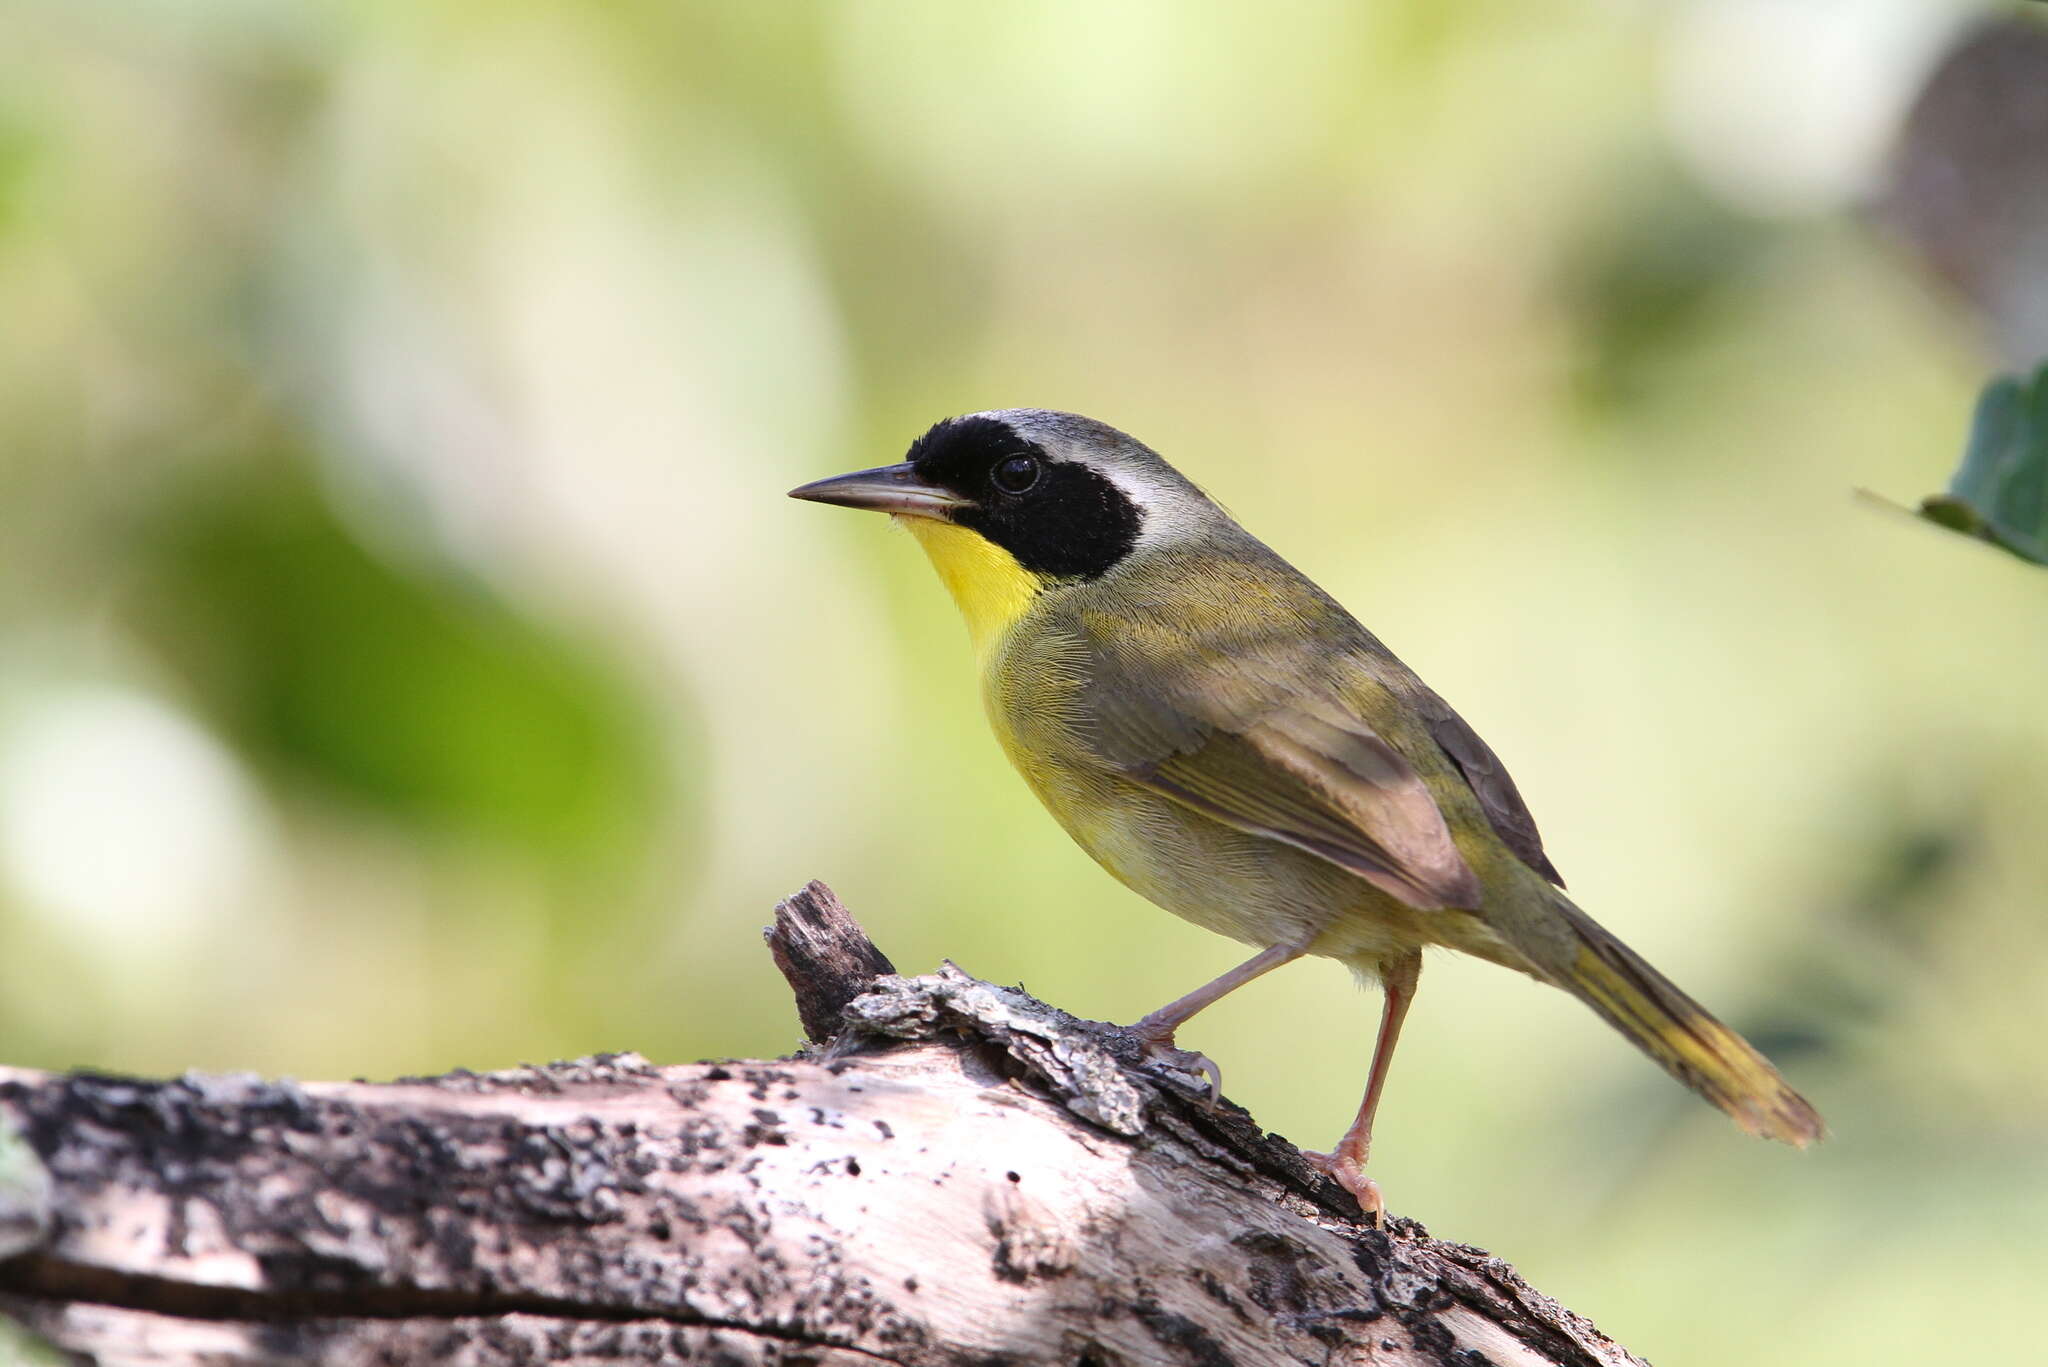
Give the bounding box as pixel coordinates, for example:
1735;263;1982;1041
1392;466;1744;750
1124;703;1484;911
1413;689;1564;886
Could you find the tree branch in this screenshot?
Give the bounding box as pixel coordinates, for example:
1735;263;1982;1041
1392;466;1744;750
0;881;1646;1366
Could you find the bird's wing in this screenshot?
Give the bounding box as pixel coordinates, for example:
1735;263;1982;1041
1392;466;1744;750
1412;688;1564;886
1090;668;1484;911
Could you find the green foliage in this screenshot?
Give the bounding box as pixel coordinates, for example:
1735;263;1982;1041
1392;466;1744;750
1919;363;2048;566
129;451;668;867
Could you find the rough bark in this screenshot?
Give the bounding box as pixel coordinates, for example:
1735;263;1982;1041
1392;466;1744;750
0;880;1646;1367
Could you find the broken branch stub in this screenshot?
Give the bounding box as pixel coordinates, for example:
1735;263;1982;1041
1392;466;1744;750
765;877;900;1043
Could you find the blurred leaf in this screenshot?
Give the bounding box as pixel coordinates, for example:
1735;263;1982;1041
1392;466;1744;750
128;451;670;867
1916;363;2048;566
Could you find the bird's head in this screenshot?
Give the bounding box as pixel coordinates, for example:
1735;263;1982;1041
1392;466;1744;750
789;410;1220;650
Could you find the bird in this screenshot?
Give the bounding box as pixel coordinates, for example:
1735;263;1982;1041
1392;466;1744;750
789;408;1823;1221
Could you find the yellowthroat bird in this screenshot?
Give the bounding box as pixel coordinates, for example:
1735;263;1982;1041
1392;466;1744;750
791;409;1822;1219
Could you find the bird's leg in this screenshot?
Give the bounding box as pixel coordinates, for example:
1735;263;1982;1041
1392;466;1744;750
1129;942;1307;1100
1130;941;1307;1041
1304;948;1421;1226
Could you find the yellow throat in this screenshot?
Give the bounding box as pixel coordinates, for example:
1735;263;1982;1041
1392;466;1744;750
899;516;1050;657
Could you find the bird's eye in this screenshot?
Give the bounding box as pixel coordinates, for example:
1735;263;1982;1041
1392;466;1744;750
992;454;1041;495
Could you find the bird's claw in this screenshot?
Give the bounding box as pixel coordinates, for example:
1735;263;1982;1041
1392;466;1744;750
1127;1030;1224;1108
1301;1148;1385;1227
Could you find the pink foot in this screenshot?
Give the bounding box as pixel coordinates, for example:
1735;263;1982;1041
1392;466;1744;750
1302;1148;1385;1226
1125;1025;1224;1106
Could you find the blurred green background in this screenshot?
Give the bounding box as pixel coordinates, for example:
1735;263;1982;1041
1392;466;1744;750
3;1;2046;1361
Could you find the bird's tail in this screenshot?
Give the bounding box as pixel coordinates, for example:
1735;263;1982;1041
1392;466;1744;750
1542;895;1824;1147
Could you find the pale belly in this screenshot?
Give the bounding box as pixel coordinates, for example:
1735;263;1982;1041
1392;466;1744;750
997;729;1443;969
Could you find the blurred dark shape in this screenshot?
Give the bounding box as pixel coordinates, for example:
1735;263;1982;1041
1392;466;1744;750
1745;805;1974;1067
1592;784;1976;1152
1878;16;2048;367
1915;362;2048;567
122;441;669;868
1559;165;1778;418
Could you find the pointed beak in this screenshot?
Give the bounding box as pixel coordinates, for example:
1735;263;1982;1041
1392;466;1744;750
786;462;972;520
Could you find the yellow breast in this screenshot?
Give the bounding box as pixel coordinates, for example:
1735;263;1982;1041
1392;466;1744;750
899;516;1051;659
899;514;1109;857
